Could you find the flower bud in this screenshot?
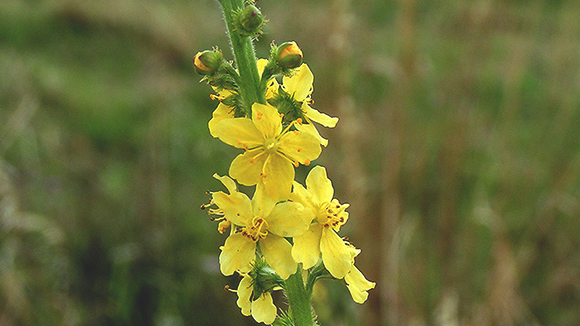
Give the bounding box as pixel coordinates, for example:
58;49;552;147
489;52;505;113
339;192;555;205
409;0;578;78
193;49;223;75
239;5;264;34
276;41;303;69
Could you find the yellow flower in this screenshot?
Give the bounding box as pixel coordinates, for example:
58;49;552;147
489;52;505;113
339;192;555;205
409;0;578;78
203;174;249;234
236;275;278;325
279;63;339;146
212;103;321;201
290;166;352;279
344;245;375;304
218;184;314;279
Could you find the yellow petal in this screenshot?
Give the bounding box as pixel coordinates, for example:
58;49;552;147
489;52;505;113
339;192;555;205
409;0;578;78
279;130;321;164
213;173;237;194
289;181;316;210
267;201;313;237
252;103;282;139
320;228;351;279
265;78;279;100
208;103;235;138
257;58;269;75
211;191;252;226
219;233;255;275
345;265;375;304
252;293;277;324
304;104;338;128
282;63;313;101
212;118;264;149
260;235;296;280
292;223;322;269
229;151;267;186
251;182;277;218
294;122;328;147
262;154;294;201
236;276;252;316
305;166;334;204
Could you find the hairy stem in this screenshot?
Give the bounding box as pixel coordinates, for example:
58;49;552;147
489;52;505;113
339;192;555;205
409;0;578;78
285;270;316;326
217;0;266;113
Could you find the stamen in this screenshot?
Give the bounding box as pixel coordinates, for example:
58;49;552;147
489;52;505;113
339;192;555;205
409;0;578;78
293;161;299;168
304;159;311;166
296;118;303;124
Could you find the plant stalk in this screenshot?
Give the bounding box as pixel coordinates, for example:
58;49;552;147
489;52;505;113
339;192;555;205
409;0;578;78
217;0;266;113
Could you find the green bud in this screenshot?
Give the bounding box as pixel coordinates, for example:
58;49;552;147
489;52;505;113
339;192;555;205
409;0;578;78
276;41;303;69
239;5;264;34
193;49;223;75
249;258;284;300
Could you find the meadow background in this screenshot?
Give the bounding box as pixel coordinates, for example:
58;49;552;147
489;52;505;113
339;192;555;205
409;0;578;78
1;0;580;325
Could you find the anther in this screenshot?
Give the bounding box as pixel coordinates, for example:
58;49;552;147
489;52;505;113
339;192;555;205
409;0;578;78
249;157;255;163
304;159;311;166
260;173;267;178
209;217;216;221
297;148;302;152
200;204;206;210
296;118;303;124
293;161;299;168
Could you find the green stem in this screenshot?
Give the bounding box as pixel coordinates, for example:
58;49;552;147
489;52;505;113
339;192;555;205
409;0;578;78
285;270;316;326
217;0;266;113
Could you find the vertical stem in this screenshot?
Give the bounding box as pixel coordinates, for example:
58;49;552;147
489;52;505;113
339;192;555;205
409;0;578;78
217;0;266;113
284;270;315;326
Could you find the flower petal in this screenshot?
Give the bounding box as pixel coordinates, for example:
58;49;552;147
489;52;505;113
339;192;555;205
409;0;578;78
252;293;277;324
211;191;252;226
251;182;277;219
305;166;334;204
236;276;252;316
320;228;351;279
212;118;264;149
230;151;267;186
345;265;375;304
282;63;313;101
304;104;338;128
208;103;235;138
260;235;296;280
294;122;328;147
279;130;321;164
213;173;237;194
292;223;322;269
219;233;255;275
289;181;316;210
267;201;313;237
262;154;294;201
252;103;282;139
257;58;269;75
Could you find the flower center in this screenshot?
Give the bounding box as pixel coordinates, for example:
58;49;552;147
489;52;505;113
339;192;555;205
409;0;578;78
318;199;349;229
263;138;279;154
241;216;269;242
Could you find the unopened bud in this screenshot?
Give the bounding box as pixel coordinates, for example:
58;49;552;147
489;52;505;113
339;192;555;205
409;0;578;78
239;5;264;34
276;41;303;69
193;50;223;75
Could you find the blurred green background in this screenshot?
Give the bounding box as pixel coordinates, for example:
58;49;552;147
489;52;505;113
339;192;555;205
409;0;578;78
2;0;580;325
